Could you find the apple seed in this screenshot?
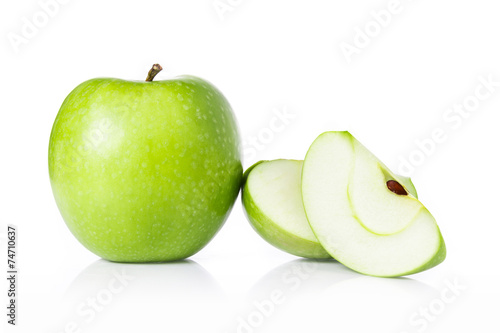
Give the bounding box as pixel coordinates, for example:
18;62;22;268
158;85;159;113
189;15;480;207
386;180;407;196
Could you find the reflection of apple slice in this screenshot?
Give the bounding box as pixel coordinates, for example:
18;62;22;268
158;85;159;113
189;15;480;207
302;131;446;277
242;160;331;258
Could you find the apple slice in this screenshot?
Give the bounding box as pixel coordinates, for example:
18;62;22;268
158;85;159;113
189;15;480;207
242;160;331;259
302;131;446;277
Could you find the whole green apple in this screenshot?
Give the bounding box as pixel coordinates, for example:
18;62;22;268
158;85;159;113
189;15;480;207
49;65;242;262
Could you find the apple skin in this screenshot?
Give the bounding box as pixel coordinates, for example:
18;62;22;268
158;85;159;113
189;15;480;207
49;75;242;262
242;160;331;259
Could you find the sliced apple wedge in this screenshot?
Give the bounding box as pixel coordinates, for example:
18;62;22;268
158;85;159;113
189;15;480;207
302;131;446;277
242;160;331;259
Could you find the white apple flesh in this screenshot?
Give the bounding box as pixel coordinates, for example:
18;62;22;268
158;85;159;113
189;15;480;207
242;160;331;259
302;131;446;277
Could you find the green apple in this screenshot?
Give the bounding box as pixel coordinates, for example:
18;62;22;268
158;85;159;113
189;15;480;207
302;131;446;277
242;159;331;258
49;64;242;262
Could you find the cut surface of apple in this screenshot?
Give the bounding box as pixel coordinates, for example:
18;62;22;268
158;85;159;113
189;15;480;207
302;131;446;277
242;160;331;259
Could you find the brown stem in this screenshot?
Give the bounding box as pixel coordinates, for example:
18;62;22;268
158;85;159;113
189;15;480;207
146;64;163;82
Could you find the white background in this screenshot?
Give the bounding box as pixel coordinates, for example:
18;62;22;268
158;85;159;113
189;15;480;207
1;0;500;332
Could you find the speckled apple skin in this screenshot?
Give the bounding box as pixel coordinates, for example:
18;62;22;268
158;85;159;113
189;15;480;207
49;76;242;262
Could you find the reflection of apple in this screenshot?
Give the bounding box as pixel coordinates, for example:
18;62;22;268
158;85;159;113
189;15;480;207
49;65;242;262
58;260;227;333
231;259;354;333
242;159;330;258
302;131;446;277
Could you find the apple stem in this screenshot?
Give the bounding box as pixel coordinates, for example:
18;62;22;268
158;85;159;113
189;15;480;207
146;64;163;82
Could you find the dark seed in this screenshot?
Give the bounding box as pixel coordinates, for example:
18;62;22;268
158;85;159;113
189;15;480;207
386;180;408;196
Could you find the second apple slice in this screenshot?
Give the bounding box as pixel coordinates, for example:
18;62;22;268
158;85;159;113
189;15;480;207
242;160;331;258
302;131;446;277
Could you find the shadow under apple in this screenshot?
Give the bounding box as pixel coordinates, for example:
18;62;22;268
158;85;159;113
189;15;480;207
52;259;228;333
227;258;438;333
